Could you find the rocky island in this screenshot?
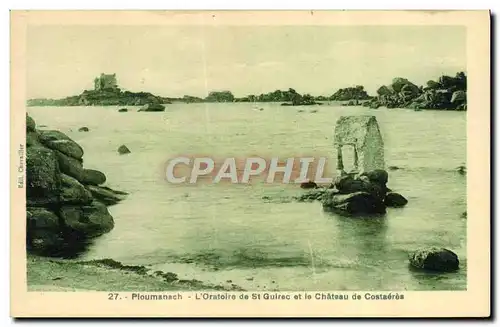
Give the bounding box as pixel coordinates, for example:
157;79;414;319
27;73;170;107
364;72;467;110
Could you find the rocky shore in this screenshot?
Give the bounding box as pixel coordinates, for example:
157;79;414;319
26;114;129;257
27;255;243;291
363;72;467;110
26;114;248;291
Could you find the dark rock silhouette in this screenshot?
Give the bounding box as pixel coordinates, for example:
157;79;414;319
456;165;466;175
118;145;131;155
300;181;318;189
78;127;90;132
323;191;386;216
409;247;459;272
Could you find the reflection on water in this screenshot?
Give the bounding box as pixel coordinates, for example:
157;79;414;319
27;103;467;290
331;214;389;260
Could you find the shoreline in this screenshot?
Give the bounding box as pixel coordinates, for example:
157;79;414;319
26;101;468;112
27;254;245;292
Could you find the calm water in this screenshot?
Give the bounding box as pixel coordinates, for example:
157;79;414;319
27;103;467;291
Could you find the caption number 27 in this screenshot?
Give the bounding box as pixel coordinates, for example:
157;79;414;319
108;293;120;300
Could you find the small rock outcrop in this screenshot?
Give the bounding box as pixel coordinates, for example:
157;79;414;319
117;145;131;155
26;114;127;257
78;127;90;132
118;108;128;112
300;181;317;189
408;247;460;272
138;103;165;112
384;192;408;207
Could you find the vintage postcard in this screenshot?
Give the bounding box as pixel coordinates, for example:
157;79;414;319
10;10;490;318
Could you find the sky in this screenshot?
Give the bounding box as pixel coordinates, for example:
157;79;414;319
26;25;466;99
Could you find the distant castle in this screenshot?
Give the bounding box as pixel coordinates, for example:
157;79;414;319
94;73;118;91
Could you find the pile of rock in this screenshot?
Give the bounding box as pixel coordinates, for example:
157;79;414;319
322;169;407;216
297;169;407;216
364;72;467;111
26;114;127;257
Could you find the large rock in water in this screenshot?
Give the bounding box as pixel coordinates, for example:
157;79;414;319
409;247;459;272
26;207;65;255
138;103;165;112
322;191;386;216
26;146;61;206
81;169;106;185
38;130;84;159
59;201;114;238
59;174;93;205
